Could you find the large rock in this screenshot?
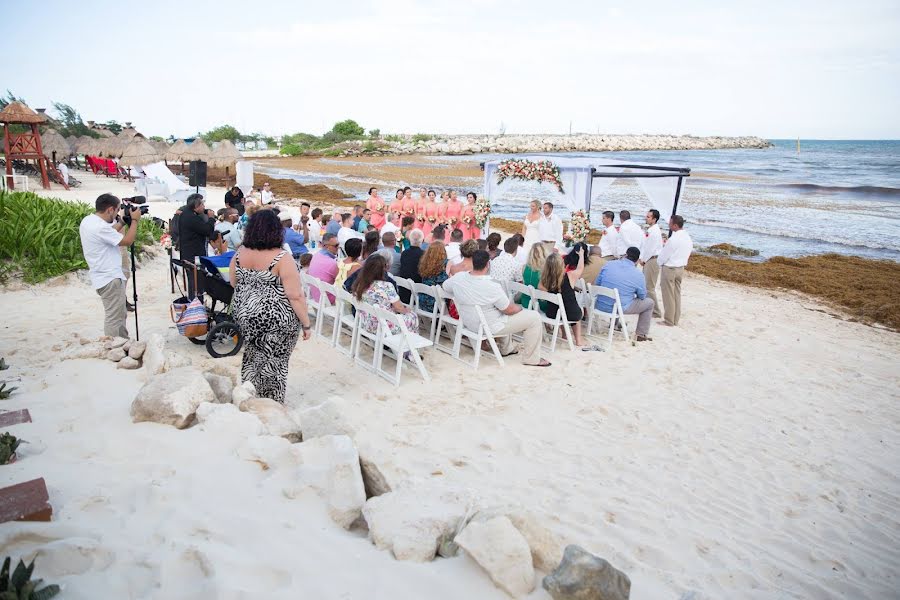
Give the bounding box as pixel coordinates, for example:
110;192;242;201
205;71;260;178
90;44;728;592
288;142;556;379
128;340;147;360
195;402;264;437
456;516;535;598
231;381;256;407
61;342;105;361
104;336;128;350
542;545;631;600
236;435;295;470
507;510;567;573
130;367;214;429
362;487;471;562
286;435;366;529
143;334;192;375
117;356;140;370
239;398;302;442
106;347;126;362
297;397;355;439
359;455;392;498
203;372;234;404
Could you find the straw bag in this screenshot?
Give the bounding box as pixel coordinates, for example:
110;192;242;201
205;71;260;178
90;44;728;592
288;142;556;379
171;296;208;337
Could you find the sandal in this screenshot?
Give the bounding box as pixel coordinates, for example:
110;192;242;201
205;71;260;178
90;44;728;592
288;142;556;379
526;359;552;367
581;344;605;352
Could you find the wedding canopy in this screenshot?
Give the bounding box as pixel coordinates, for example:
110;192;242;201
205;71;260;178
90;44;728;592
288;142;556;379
482;155;691;220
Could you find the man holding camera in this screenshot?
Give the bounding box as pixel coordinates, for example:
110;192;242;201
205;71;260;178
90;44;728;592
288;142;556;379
79;194;142;338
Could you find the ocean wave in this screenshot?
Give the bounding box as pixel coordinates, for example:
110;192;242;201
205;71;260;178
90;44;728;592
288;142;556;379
776;183;900;196
693;219;900;253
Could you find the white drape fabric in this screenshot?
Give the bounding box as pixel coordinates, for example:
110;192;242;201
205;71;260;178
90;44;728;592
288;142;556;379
236;160;253;195
636;176;682;219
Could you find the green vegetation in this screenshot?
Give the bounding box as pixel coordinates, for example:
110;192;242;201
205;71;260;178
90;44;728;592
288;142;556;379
50;102;101;138
0;192;162;284
0;433;20;463
322;148;343;157
412;133;432;143
368;128;380;138
279;143;304;156
331;119;365;137
363;141;377;153
0;383;16;400
0;556;60;599
201;124;242;143
383;134;403;142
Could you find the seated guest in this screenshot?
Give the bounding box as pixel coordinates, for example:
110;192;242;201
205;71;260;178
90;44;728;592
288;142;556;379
381;231;403;276
477;239;489;252
520;243;547;311
215;208;243;251
281;213;308;258
430;224;447;245
399;216;417;249
513;233;527;264
352;205;364;231
225;185;246;215
298;252;313;274
417;242;449;312
352;255;419;336
449;239;478;276
307;206;323;247
335;237;363;290
446;228;464;265
357;208;371;233
343;249;398;295
260;182;275;204
338;212;364;252
325;212;342;236
361;230;380;260
540;247;586;347
595;246;654;342
581;245;604;287
381;211;401;237
442;250;550;367
398;229;425;303
490;236;523;284
486;233;502;259
306;233;340;302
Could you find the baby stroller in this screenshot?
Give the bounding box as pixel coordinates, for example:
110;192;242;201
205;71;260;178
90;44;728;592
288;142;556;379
170;253;244;358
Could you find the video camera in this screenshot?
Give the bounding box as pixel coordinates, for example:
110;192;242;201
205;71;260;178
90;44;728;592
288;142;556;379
121;195;149;226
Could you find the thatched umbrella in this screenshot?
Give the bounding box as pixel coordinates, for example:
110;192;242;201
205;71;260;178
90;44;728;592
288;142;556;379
74;135;94;154
40;129;72;161
151;139;169;155
119;137;161;168
208;139;244;186
97;129;115;138
0;101;47;125
180;139;211;162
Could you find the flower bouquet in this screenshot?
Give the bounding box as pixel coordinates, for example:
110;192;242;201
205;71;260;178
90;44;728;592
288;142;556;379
496;159;564;194
428;216;437;223
474;197;492;228
161;233;172;251
566;210;591;246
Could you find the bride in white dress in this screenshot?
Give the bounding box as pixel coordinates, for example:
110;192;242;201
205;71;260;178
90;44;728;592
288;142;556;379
520;200;543;263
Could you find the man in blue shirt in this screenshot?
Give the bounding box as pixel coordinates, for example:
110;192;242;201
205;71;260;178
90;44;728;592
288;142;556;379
280;214;308;258
595;246;655;341
325;213;342;237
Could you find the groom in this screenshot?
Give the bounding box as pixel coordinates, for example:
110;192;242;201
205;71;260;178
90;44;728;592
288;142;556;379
538;202;563;251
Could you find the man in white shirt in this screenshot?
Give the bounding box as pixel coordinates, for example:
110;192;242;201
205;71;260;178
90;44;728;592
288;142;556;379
215;208;243;251
616;210;644;257
489;237;523;283
537;202;563;250
56;160;69;185
657;214;694;326
337;212;363;252
597;211;619;266
78;194;143;338
260;182;275;205
442;250;550;367
306;206;323;248
639;209;664;318
380;212;401;237
445;228;464;265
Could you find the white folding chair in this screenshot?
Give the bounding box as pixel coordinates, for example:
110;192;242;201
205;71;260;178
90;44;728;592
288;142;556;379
301;273;323;329
506;281;535;307
332;287;360;357
393;276;417;310
372;305;434;386
352;301;383;373
413;282;442;341
586;285;636;350
315;280;339;340
528;288;576;352
572;278;590;312
435;290;504;369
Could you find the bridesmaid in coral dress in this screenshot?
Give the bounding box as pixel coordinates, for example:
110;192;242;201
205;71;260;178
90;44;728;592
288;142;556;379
414;188;428;233
366;187;386;230
400;187;416;222
463;192;481;240
444;190;463;235
422;189;438;239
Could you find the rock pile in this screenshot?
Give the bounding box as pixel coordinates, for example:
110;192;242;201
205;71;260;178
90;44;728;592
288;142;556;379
59;335;147;369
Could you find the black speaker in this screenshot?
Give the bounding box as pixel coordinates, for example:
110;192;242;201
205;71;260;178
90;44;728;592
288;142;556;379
189;160;207;187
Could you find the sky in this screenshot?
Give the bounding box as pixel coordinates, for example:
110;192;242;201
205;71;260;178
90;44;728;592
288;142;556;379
2;0;899;140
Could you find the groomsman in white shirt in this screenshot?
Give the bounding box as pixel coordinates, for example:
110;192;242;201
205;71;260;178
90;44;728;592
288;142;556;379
639;209;663;318
657;214;693;326
616;210;644;257
597;211;619;266
537;202;563;251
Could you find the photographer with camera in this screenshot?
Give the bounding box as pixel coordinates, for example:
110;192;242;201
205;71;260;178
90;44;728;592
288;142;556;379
179;193;217;296
78;194;143;338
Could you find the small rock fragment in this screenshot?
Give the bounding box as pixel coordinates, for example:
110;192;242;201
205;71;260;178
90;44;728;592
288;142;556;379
543;545;631;600
128;340;147;360
117;356;140;369
107;348;126;362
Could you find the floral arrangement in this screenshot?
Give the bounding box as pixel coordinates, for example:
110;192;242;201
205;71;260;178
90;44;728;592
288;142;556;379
566;210;591;246
474;197;492;228
495;159;564;193
160;233;172;250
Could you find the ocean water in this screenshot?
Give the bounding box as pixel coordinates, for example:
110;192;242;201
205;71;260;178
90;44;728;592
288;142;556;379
269;140;900;261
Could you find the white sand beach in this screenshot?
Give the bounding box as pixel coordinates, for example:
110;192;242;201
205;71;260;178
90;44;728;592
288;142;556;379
1;172;899;599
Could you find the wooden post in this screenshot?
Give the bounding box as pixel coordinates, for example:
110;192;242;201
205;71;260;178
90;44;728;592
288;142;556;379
32;123;50;189
3;123;12;190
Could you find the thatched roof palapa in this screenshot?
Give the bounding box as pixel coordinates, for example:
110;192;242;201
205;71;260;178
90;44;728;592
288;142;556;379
150;139;169;155
40;129;72;158
165;139;188;162
119;138;162;167
0;101;48;124
208;139;244;168
180;139;211;162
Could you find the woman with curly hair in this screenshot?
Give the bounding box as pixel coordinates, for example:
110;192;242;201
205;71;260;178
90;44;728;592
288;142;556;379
416;241;449;313
229;209;312;403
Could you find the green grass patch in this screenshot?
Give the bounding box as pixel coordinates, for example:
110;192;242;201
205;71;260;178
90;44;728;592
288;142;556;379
0;191;162;284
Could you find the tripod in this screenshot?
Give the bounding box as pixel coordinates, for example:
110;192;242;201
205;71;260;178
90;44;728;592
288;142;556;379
128;242;140;340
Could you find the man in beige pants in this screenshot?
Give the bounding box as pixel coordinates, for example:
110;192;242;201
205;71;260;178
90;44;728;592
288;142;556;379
639;209;663;318
443;250;551;367
656;215;694;326
78;194;143;338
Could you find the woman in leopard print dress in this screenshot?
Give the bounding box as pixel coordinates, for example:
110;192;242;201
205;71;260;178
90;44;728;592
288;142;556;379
230;210;312;403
